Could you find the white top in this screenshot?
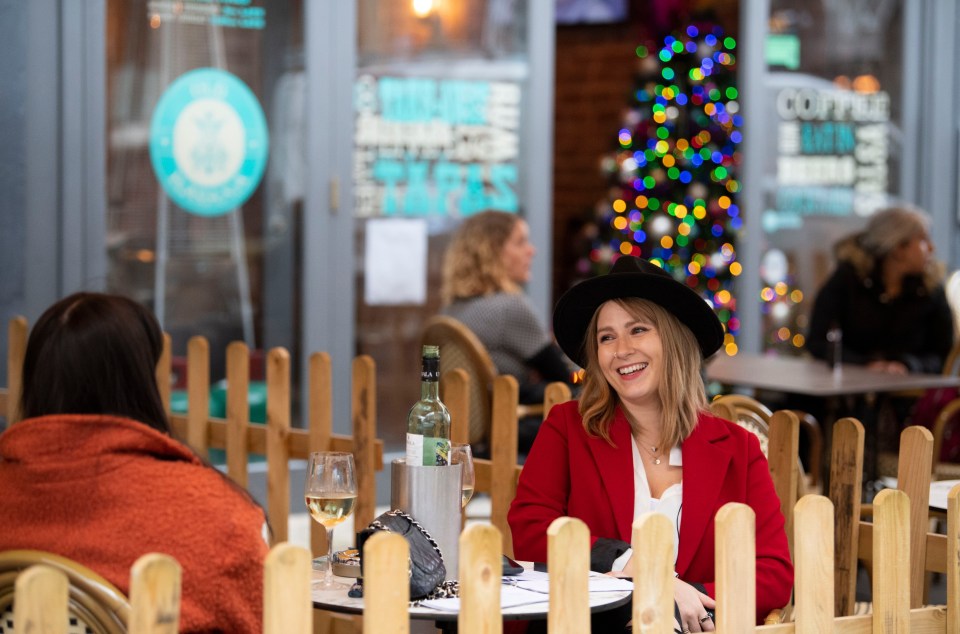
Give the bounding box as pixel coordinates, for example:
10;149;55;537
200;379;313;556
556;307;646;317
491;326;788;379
611;436;683;572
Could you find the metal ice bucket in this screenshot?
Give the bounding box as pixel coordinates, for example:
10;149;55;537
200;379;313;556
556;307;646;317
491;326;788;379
391;458;462;581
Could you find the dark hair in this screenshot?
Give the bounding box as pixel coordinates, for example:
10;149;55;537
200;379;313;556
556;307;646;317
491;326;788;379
20;292;170;433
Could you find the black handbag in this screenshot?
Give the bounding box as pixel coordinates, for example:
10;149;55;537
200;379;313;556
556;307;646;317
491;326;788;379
357;509;448;600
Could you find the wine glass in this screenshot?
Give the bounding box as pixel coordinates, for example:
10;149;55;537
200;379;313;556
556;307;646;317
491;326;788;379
304;452;357;589
451;443;475;509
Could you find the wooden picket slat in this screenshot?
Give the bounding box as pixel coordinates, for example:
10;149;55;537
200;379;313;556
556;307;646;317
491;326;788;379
489;375;519;557
308;351;333;557
14;564;68;634
129;553;182;634
226;341;250;488
716;502;755;633
872;489;910;633
548;517;590;634
263;543;312;634
351;355;377;529
768;409;800;558
794;496;834;633
266;348;291;544
186;336;210;459
897;426;933;609
543;381;572;420
157;333;172;416
459;524;502;634
949;484;960;634
5;315;27;423
632;512;674;634
441;368;470;445
829;417;864;617
363;532;409;634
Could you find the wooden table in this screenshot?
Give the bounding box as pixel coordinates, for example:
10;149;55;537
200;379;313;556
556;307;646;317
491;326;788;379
706;353;960;486
311;566;632;632
706;354;960;397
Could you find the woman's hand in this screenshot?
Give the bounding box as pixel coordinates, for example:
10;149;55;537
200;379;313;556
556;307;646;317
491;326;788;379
675;577;716;633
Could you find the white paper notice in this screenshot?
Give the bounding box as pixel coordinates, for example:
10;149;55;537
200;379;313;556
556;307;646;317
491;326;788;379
364;218;428;305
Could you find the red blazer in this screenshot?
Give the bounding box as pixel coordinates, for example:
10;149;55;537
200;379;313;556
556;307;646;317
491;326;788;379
508;401;793;622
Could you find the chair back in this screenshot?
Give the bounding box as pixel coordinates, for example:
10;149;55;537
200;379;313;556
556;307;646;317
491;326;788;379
710;394;773;455
420;315;498;445
0;550;131;634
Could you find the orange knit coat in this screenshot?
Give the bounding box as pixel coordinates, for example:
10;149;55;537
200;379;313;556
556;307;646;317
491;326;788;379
0;414;268;633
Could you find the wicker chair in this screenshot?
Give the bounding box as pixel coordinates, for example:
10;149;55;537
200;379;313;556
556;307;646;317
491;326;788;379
0;550;130;634
420;315;544;447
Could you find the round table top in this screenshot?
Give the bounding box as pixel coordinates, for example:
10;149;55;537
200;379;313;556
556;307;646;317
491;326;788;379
310;569;632;622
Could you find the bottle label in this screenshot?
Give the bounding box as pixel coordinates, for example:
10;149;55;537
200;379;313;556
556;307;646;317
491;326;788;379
421;356;439;382
406;433;424;466
406;434;450;466
426;437;451;466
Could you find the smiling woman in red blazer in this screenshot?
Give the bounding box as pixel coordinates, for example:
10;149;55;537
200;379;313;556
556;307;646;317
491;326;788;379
508;257;793;633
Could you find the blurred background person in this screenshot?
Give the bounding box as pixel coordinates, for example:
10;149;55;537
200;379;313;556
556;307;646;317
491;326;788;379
806;205;953;374
441;210;577;454
0;292;268;633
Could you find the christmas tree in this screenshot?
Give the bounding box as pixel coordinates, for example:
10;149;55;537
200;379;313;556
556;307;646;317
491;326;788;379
575;24;742;355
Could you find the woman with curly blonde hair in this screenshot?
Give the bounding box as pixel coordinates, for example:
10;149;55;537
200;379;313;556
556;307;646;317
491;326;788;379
440;211;575;450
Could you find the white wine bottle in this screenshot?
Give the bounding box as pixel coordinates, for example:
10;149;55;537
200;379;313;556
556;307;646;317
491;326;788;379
405;345;451;466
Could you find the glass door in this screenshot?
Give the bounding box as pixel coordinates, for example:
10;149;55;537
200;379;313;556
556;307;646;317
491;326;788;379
352;0;547;453
106;1;307;413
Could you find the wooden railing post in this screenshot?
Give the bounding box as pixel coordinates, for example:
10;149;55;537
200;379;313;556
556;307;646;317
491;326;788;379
7;315;27;423
264;543;312;634
490;375;519;557
352;354;377;529
308;351;332;557
715;503;755;633
768;409;800;557
632;512;674;634
898;426;933;609
548;517;590;633
363;532;409;634
185;336;210;458
543;381;572;420
948;483;960;634
14;564;68;634
129;553;182;634
157;333;172;416
226;341;250;488
266;348;291;544
459;524;502;634
871;489;911;632
794;495;834;633
829;417;864;617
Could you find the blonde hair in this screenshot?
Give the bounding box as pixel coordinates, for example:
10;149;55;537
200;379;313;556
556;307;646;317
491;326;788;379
578;298;706;447
441;211;522;304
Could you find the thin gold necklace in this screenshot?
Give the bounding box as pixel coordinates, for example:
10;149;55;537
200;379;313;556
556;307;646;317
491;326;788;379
636;439;663;465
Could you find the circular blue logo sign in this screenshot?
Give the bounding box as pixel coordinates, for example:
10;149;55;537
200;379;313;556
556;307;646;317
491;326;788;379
149;68;269;216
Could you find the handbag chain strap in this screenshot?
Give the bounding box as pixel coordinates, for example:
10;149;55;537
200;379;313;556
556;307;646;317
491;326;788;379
367;509;460;603
370;509;445;562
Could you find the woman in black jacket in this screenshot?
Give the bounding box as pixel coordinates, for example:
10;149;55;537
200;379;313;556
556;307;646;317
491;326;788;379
806;205;953;374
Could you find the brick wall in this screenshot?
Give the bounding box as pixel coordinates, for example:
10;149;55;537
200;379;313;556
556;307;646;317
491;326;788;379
550;0;740;300
551;8;650;300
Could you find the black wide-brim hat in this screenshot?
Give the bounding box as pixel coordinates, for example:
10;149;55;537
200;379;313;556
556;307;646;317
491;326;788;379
553;256;724;367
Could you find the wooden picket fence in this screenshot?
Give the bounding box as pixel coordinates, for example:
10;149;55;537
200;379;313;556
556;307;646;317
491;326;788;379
10;542;312;634
362;487;960;633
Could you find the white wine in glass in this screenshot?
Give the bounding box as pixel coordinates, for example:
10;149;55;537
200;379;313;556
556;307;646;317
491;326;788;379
304;451;357;589
451;443;475;509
